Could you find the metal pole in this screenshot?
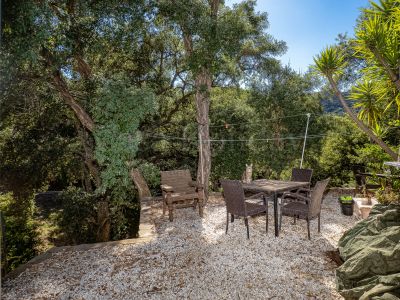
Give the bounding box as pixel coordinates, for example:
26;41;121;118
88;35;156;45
300;113;311;168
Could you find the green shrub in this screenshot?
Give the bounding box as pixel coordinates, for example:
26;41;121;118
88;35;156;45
375;187;400;205
0;193;38;273
58;186;141;243
375;177;400;205
137;161;161;195
57;187;98;245
108;185;140;240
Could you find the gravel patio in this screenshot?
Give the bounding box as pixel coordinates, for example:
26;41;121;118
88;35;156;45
2;192;358;299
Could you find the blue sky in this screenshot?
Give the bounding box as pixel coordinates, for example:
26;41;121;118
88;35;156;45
226;0;369;73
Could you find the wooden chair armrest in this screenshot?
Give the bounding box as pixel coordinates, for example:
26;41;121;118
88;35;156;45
161;184;174;192
189;181;204;190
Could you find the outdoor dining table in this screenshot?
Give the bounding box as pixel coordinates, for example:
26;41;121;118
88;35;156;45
242;179;310;237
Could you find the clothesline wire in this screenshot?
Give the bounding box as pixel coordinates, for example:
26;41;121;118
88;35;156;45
142;133;332;143
207;113;312;128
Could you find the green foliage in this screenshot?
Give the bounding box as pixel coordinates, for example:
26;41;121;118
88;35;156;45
351;144;392;171
339;195;354;203
0;193;38;273
317;116;369;186
93;77;156;191
248;68;324;179
158;0;286;77
313;0;400;160
313;46;347;79
210;88;253;184
350;80;383;132
57;187;98;245
92;77;156;239
136;162;161;194
375;186;400;204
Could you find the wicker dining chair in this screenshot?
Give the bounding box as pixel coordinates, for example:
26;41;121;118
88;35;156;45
221;179;268;239
291;168;313;183
161;169;204;222
279;178;330;239
290;168;313;197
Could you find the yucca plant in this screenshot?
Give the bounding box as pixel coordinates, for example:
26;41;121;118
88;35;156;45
314;45;397;160
350;80;382;130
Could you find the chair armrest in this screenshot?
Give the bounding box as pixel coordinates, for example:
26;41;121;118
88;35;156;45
161;184;174;193
246;192;272;206
296;187;311;194
245;192;265;200
282;192;310;204
189;181;204;190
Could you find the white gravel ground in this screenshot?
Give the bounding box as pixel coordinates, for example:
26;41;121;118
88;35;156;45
2;193;358;299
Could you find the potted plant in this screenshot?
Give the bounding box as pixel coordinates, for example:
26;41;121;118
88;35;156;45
339;195;354;216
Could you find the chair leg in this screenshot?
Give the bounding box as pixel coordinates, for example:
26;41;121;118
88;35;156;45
193;199;197;210
318;214;321;233
245;217;249;239
279;210;283;231
231;214;234;223
198;199;204;218
162;199;167;216
265;206;268;233
168;203;174;222
226;211;229;234
293;215;296;224
307;218;310;240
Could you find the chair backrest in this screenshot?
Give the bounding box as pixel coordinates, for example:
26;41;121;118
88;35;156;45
291;168;313;183
130;169;152;201
161;169;193;193
220;180;246;216
309;178;330;217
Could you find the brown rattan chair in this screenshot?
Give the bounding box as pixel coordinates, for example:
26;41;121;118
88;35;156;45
290;168;313;196
291;168;313;183
279;178;330;239
221;179;268;239
161;170;204;222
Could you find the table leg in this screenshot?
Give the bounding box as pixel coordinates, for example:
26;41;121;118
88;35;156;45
274;192;279;237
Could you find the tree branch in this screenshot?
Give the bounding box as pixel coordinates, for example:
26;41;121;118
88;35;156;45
41;48;95;132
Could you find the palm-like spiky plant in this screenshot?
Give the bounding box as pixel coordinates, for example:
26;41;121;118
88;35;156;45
350;80;382;129
314;46;397;160
313;45;347;80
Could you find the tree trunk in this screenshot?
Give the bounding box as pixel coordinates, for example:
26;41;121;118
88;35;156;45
195;68;212;199
370;47;400;92
41;48;95;133
75;122;101;190
52;71;95;132
96;200;110;242
327;76;398;160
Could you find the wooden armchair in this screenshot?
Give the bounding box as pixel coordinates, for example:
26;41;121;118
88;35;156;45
160;170;204;221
